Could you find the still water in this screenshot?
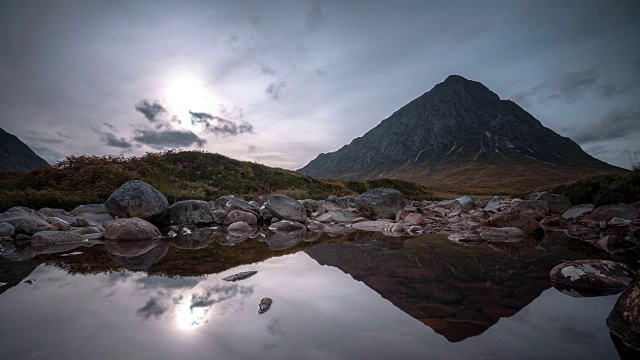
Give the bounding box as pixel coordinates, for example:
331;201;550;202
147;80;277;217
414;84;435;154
0;230;623;359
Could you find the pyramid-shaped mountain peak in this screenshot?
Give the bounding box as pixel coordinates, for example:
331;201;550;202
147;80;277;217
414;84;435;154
298;75;621;192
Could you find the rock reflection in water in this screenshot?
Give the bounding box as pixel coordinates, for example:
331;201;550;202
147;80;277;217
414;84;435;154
170;227;220;250
107;240;169;271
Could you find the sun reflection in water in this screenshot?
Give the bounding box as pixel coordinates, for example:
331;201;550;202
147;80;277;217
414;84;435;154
176;301;207;329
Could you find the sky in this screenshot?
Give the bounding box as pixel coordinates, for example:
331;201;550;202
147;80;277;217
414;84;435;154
0;0;639;169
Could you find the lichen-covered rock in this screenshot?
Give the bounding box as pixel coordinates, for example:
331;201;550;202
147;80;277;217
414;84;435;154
479;227;525;242
607;272;640;355
103;218;162;240
550;260;633;294
355;188;405;220
586;204;639;222
105;180;169;222
168;200;214;225
265;194;307;222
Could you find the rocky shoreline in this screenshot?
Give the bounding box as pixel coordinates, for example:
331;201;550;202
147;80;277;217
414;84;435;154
1;179;639;353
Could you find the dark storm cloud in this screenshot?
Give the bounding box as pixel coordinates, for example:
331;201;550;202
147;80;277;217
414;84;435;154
136;298;167;320
189;111;254;136
266;81;286;100
574;106;640;143
132;129;207;149
135;100;166;122
305;1;325;32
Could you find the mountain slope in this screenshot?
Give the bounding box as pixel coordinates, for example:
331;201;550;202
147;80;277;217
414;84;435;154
298;75;623;192
0;128;49;172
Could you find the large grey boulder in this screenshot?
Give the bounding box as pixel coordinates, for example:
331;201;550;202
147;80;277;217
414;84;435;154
355;188;405;220
30;231;87;254
550;260;633;294
456;196;475;211
105;180;168;222
103;218;162;240
586;204;639;222
0;217;40;235
265;194;307;222
0;222;15;237
168;200;214;225
70;204;108;216
0;206;47;222
526;192;572;214
562;204;594;219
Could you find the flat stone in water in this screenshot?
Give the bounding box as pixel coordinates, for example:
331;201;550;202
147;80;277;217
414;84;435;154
258;297;273;314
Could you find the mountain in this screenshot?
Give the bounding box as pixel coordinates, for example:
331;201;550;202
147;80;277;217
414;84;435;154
0;128;49;172
298;75;623;192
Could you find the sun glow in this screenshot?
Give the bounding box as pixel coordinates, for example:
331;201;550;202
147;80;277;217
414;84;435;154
176;300;208;329
164;74;213;129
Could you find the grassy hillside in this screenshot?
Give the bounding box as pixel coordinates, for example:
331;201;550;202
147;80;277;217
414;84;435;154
552;168;639;207
0;150;433;211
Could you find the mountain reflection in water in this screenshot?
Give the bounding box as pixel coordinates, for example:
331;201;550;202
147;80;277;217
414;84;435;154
0;230;622;359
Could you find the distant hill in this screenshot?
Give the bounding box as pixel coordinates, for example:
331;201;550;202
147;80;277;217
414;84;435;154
298;75;624;193
0;128;49;173
0;150;433;211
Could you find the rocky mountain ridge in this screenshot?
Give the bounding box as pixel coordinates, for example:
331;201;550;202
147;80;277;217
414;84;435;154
0;128;49;173
298;75;623;192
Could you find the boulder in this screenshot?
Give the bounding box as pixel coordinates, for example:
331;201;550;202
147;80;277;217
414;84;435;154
526;192;572;214
403;213;427;225
107;240;169;271
586;204;639;222
38;208;70;218
70;204;108;216
301;199;319;215
74;213;114;224
607;272;640;355
479;227;525;242
0;222;15;237
269;220;306;232
484;202;501;212
265;194;307;222
30;231;87;254
105;180;169;221
46;217;71;231
103;218;162;240
224;210;258;226
456;196;475;211
70;226;103;236
355;188;405;220
550;260;634;294
487;209;542;235
0;217;40;236
315;210;360;224
514;200;549;214
168;200;214;225
265;229;305;250
0;206;47;222
104;239;159;257
227;221;253;234
562;204;594;219
326;195;347;209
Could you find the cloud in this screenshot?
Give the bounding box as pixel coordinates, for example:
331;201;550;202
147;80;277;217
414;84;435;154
574;106;640;144
305;1;325;32
135;100;166;122
260;64;276;75
93;123;133;149
190;284;254;310
135;276;202;290
511;69;598;105
132;129;207;149
189;111;254;136
266;81;286;100
137;298;168;319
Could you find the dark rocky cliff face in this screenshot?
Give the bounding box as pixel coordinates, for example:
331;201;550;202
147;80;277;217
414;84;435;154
0;128;50;172
298;75;621;190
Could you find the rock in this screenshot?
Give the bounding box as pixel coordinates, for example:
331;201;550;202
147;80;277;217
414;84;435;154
484;202;501;212
315;210;360;224
306;220;326;232
403;213;427;225
45;217;71;231
103;218;162;240
526;192;571;214
0;222;15;237
0;206;47;222
351;220;392;232
50;214;78;226
212;209;228;224
456;196;475;211
487;209;542;236
301;199;319;215
351;217;370;224
74;213;114;224
84;233;104;241
406;226;423;234
70;204;108;216
258;297;272;314
104;239;158;257
341;195;356;208
0;217;40;236
222;271;257;282
168;200;214;225
70;226;103;236
550;260;634;295
596;235;635;253
479;227;525;242
265;194;307;222
269;220;306;232
224;210;258;225
607;272;640;354
447;233;485;245
38;208;70;218
326;195;347;209
227;221;253;234
567;223;599;239
355;187;405;220
211;195;251;212
30;231;87;254
105;180;169;221
515;200;549;214
587;204;639;222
